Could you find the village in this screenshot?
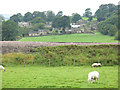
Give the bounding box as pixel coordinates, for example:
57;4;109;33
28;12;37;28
18;19;98;37
1;1;119;88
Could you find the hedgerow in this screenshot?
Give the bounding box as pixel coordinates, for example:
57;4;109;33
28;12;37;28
2;45;119;66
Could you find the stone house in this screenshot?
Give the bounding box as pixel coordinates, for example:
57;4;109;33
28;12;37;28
29;31;39;36
18;22;32;27
45;22;52;28
29;29;52;36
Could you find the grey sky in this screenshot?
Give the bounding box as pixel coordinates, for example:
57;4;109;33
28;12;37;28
0;0;119;16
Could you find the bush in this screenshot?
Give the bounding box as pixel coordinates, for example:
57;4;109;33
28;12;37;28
2;53;34;65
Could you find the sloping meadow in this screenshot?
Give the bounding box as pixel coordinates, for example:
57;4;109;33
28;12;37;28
2;44;119;66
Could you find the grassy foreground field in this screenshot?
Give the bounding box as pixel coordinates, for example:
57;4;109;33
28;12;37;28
2;66;118;88
19;32;118;43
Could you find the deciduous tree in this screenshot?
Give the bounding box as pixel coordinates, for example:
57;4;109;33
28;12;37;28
2;20;19;41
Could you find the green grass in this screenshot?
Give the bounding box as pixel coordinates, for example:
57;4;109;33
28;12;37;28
19;32;118;43
82;17;97;21
82;17;89;20
2;66;118;88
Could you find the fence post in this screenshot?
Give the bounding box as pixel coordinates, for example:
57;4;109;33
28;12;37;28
24;59;25;67
73;59;75;66
49;59;50;66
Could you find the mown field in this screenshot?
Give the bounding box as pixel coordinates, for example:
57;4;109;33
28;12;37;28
19;32;118;43
2;66;118;88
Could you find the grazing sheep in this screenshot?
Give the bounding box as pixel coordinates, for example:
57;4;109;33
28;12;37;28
97;63;101;67
91;63;101;67
91;63;98;67
88;71;99;83
0;65;5;71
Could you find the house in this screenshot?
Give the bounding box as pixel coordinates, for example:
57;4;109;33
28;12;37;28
45;22;52;28
70;23;80;28
18;22;31;27
29;31;39;36
29;29;52;36
38;29;50;35
76;30;82;33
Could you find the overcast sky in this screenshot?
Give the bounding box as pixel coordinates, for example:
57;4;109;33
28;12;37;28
0;0;119;16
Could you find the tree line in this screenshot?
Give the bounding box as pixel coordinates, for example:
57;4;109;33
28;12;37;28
1;9;93;41
96;4;119;40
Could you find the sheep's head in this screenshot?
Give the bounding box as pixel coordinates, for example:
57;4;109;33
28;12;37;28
4;69;6;72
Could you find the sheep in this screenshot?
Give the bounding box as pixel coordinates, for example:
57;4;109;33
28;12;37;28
91;63;98;67
97;63;101;67
91;63;101;67
88;71;99;83
0;65;5;71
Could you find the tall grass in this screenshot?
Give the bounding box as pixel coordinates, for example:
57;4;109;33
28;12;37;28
2;45;119;66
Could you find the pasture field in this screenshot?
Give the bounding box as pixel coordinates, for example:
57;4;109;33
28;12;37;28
2;66;118;88
19;32;118;43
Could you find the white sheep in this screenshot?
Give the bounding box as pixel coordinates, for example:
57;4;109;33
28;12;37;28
97;63;101;67
88;71;99;83
91;63;101;67
0;65;6;71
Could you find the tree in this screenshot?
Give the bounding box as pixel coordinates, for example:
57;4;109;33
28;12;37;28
97;15;118;36
52;30;58;35
24;12;33;22
19;27;32;36
10;13;23;22
2;20;19;41
61;16;70;29
108;25;118;36
30;17;45;25
32;11;46;20
52;16;61;28
52;16;70;30
0;15;4;40
32;23;45;31
72;13;82;23
83;8;92;17
95;4;117;22
115;30;120;40
56;11;63;16
88;16;93;21
45;11;55;22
